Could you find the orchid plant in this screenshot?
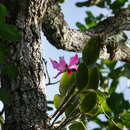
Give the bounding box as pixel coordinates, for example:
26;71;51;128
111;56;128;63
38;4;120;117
50;55;79;78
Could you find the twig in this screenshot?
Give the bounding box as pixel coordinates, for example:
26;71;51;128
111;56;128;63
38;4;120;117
51;84;77;119
51;90;79;127
42;58;59;86
46;81;59;86
51;93;74;126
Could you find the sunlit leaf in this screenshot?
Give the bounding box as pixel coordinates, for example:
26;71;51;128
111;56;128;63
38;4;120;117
59;72;76;95
54;94;61;108
76;22;87;31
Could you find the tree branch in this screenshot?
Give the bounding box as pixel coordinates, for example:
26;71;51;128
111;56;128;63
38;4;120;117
42;0;130;62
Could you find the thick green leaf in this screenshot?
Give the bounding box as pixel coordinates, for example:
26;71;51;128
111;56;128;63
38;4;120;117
59;72;76;95
80;90;97;114
0;24;21;41
106;92;129;114
86;67;99;90
82;36;100;67
54;94;61;108
69;121;86;130
75;63;89;91
0;3;8;24
0;88;11;105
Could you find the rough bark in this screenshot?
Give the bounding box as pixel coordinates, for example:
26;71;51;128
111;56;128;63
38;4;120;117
1;0;49;130
0;0;130;130
43;0;130;62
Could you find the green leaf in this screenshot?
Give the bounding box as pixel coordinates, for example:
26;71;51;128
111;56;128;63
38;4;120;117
80;90;97;114
75;63;89;91
85;11;96;28
0;88;11;105
97;91;111;113
121;112;130;127
108;67;123;79
58;0;65;3
103;60;117;71
1;64;18;78
76;22;87;31
0;3;8;24
86;67;99;90
0;44;9;64
54;94;61;108
0;24;21;41
59;72;76;95
106;92;129;114
82;36;101;68
69;121;86;130
128;4;130;9
110;0;128;13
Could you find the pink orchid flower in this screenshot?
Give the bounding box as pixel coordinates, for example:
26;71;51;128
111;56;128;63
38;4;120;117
50;55;79;78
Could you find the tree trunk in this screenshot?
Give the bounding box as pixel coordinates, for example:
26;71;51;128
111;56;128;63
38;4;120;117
0;0;49;130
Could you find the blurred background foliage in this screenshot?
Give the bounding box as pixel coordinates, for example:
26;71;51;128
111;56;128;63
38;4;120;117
47;0;130;129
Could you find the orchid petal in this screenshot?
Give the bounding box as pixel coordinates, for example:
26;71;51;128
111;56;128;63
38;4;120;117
59;57;67;67
50;58;66;72
69;55;78;67
50;58;62;71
